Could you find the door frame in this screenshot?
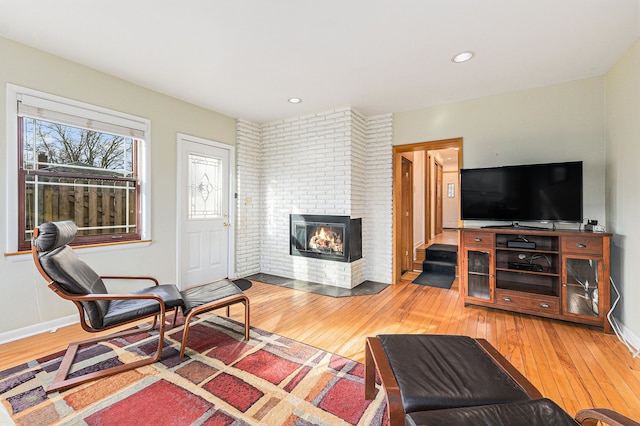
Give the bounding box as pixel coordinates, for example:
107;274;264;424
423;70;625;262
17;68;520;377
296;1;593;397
400;156;414;273
392;138;462;284
176;133;236;287
425;151;432;244
434;157;444;235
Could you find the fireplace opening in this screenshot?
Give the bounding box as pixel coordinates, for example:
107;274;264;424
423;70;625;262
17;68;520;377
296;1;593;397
290;214;362;262
308;225;344;255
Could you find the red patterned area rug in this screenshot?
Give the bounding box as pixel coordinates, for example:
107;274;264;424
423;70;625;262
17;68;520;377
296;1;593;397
0;315;388;425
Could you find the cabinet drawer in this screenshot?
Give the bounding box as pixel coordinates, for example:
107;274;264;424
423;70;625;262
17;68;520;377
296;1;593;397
495;289;560;314
561;236;602;256
463;231;494;248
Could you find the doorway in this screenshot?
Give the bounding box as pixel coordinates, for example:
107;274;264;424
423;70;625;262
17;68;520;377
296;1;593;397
392;138;462;284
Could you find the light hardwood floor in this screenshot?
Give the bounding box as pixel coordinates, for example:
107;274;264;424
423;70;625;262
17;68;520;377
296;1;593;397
2;230;639;421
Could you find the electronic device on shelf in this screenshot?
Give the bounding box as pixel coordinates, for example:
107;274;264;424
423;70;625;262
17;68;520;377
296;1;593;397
506;240;536;249
459;161;583;224
585;220;606;233
507;261;544;272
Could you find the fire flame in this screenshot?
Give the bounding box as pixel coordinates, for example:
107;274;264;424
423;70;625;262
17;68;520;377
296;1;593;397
309;227;343;254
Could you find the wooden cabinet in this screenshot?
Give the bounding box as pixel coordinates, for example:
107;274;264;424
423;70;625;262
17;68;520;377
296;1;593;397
459;228;611;333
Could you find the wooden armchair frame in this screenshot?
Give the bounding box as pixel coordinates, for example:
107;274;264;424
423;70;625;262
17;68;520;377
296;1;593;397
576;409;640;426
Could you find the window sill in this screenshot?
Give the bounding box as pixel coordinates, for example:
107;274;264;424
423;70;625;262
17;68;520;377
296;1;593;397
4;239;152;262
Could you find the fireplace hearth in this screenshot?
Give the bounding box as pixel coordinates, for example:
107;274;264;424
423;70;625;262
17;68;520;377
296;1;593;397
290;214;362;263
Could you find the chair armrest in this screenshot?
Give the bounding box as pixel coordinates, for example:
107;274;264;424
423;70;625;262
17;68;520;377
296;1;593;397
476;339;543;399
365;337;406;426
100;276;160;286
64;292;166;317
51;284;166;308
70;292;164;303
576;408;640;426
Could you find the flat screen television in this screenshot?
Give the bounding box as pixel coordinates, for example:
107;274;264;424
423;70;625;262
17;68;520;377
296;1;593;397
460;161;583;223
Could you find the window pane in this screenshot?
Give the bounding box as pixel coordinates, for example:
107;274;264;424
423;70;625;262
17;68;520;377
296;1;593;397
22;117;134;177
565;258;599;317
188;154;222;219
24;175;137;241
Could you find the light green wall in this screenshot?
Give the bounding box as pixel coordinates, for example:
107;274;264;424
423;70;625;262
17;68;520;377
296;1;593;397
0;36;236;335
605;38;640;338
394;77;607;224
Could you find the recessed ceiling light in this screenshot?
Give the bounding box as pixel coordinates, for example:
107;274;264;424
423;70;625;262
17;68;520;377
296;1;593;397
452;51;475;63
288;98;302;104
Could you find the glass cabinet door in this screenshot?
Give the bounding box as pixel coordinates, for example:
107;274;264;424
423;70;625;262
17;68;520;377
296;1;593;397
466;250;492;300
563;257;600;318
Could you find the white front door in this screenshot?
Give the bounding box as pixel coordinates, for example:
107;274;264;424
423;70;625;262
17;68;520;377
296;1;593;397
177;134;233;287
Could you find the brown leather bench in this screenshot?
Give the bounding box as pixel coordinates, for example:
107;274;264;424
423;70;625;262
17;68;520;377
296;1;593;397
364;334;639;426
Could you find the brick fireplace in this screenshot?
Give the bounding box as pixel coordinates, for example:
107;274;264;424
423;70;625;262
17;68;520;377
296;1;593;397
235;109;394;288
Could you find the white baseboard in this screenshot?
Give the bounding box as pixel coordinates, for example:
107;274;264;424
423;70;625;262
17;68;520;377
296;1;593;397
0;403;15;425
616;320;640;357
0;314;79;345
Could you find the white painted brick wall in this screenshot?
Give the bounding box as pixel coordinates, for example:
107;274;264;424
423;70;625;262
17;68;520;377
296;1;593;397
349;110;367;286
235;119;262;277
235;109;393;287
260;108;357;287
365;114;393;284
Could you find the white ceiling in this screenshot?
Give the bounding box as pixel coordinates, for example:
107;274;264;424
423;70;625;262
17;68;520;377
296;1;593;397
1;0;638;124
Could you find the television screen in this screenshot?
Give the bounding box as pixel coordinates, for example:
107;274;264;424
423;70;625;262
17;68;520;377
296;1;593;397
460;161;583;223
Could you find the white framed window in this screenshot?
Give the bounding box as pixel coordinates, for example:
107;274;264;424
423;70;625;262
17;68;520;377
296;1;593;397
5;84;151;252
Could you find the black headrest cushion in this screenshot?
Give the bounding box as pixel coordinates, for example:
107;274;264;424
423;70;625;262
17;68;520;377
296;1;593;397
34;221;78;253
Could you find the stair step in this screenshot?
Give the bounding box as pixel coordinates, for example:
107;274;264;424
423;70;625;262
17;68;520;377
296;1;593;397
426;251;457;263
422;260;456;275
425;244;458;264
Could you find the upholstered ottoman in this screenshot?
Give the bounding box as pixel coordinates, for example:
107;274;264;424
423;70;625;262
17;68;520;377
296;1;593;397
364;335;542;425
178;279;250;358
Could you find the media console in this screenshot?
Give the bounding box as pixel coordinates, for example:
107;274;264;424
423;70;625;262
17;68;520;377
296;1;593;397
459;227;612;333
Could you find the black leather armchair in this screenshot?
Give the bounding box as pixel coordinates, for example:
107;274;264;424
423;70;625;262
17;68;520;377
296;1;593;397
31;221;184;393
